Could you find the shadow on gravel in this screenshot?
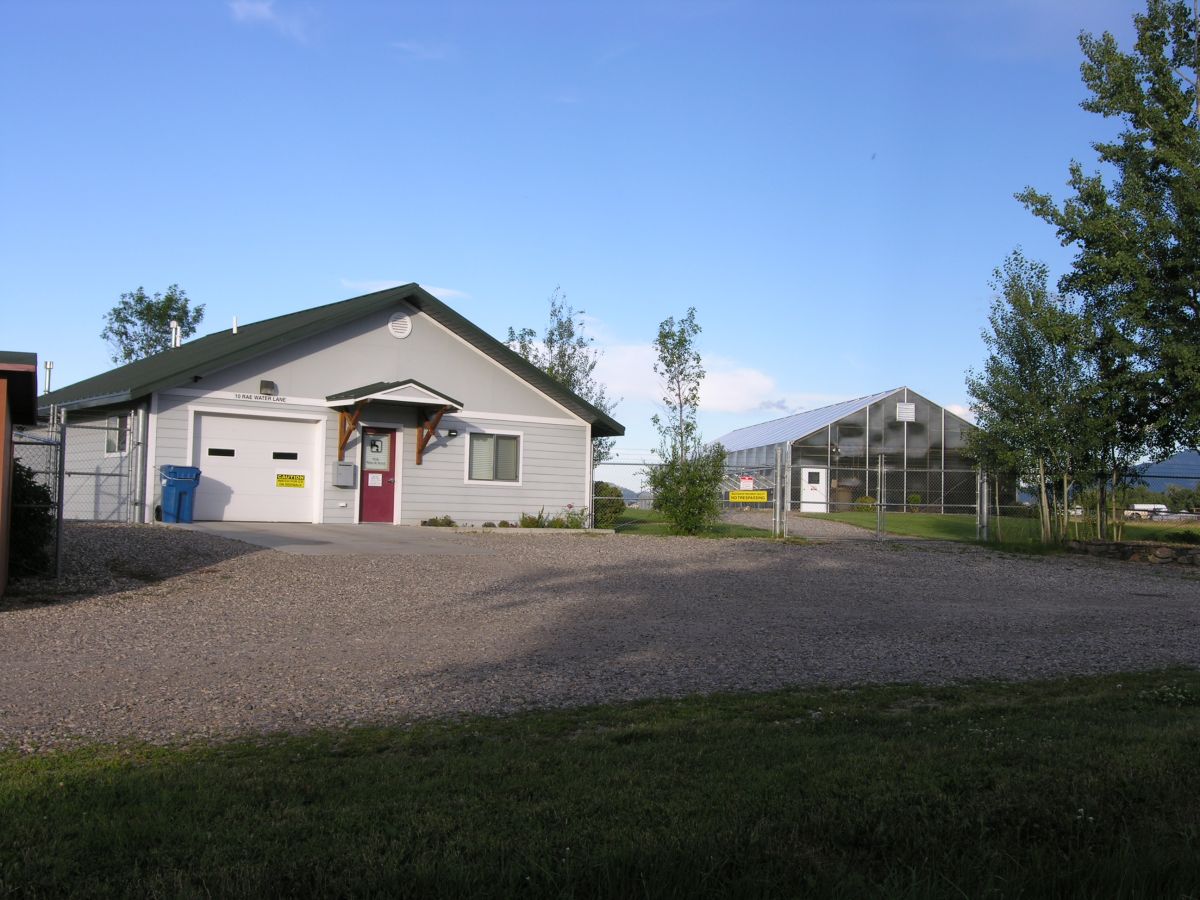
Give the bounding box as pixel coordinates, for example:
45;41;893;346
3;522;262;609
423;537;1200;705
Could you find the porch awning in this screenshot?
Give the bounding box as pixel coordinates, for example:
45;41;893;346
326;380;462;465
325;379;462;410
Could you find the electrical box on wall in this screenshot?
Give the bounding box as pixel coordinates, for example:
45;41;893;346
333;461;357;488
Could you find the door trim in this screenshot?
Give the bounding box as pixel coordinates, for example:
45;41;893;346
357;426;403;525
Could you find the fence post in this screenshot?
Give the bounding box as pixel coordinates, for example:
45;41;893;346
976;468;990;542
54;411;66;578
876;454;885;541
773;445;784;537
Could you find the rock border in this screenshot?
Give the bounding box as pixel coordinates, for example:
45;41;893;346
1065;539;1199;566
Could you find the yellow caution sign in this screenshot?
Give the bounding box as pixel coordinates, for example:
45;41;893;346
729;490;768;503
276;473;306;488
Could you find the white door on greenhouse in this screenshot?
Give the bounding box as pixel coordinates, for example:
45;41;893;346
799;467;828;513
190;412;320;522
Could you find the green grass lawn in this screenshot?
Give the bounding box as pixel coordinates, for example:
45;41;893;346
3;670;1199;897
611;506;772;538
811;510;1200;546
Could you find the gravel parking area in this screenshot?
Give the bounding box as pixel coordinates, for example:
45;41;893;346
2;523;1197;749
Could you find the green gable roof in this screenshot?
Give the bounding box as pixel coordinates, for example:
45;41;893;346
41;285;624;437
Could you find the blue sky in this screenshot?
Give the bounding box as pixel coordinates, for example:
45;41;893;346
2;0;1143;486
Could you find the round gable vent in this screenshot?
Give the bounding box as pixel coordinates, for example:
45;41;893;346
388;311;412;339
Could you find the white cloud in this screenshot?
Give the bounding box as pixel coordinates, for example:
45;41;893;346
228;1;310;42
593;344;798;415
392;40;453;61
945;403;977;423
420;284;471;301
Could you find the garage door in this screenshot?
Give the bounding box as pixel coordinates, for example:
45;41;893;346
191;413;319;522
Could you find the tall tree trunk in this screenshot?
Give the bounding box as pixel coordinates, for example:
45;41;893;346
993;473;1003;541
1098;479;1108;540
1062;472;1071;539
1038;457;1052;543
1111;466;1123;541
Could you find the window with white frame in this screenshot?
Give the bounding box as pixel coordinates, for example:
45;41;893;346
468;432;520;482
105;414;129;455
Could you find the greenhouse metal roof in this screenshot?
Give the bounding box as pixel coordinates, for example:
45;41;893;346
714;388;903;453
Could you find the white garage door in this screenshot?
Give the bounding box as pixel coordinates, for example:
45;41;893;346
191;413;319;522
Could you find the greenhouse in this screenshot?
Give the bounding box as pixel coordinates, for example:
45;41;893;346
716;387;978;513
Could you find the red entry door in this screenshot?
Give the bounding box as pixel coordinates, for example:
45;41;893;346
360;427;397;523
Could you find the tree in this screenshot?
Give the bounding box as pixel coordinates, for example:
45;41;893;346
965;251;1096;542
645;308;726;535
507;287;618;465
101;285;205;364
1017;0;1200;453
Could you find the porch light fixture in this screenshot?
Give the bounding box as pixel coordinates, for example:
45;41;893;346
259;380;279;396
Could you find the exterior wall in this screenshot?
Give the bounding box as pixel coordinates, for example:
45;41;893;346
198;305;569;420
153;392;332;523
152;399;590;526
396;412;589;526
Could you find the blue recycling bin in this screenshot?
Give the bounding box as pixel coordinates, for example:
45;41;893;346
161;465;202;524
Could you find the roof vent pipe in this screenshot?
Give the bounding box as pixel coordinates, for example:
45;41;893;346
232;316;238;334
169;320;181;348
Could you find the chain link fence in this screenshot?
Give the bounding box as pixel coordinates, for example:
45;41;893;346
11;426;64;578
594;456;1014;541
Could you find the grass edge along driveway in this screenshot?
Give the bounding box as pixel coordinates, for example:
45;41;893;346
2;669;1198;898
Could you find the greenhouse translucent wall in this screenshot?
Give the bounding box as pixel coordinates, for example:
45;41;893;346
723;388;978;512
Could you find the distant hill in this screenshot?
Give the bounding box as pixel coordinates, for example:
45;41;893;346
1139;451;1200;490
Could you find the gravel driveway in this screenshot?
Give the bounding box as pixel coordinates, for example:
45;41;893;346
1;523;1197;749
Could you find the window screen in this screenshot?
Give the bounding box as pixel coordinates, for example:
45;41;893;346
469;433;519;481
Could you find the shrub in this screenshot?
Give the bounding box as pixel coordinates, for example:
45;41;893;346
645;443;727;535
907;492;923;506
519;509;548;528
420;515;456;527
497;520;514;528
593;481;624;528
558;505;587;529
519;506;588;529
10;460;55;577
854;495;877;511
482;522;496;528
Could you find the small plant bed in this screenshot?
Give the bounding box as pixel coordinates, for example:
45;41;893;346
613;507;775;538
2;670;1198;896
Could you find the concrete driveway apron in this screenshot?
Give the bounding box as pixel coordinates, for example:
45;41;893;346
179;522;498;556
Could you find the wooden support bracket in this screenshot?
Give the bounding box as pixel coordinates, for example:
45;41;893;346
337;401;368;461
415;405;451;466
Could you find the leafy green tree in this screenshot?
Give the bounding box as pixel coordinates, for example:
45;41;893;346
101;285;204;364
966;251;1095;542
1018;0;1200;453
508;287;618;465
645;308;726;535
